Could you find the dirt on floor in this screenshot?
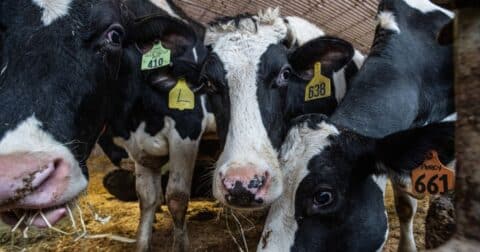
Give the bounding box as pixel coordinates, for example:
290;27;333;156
0;155;430;252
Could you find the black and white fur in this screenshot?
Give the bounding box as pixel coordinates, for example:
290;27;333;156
104;0;213;251
202;8;364;209
260;0;454;251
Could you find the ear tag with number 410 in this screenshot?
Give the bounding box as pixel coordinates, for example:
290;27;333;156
168;78;195;111
410;150;455;198
141;42;171;71
304;62;332;102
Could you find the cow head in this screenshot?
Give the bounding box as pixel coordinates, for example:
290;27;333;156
0;0;131;227
259;114;454;251
201;9;356;209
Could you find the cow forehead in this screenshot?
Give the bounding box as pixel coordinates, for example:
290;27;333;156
279;121;339;204
31;0;73;26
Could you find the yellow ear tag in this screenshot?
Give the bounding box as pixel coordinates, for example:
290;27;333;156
141;42;171;71
304;62;332;101
410;150;455;197
168;78;195;111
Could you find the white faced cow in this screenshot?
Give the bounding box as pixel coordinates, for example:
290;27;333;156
260;0;454;251
201;9;364;209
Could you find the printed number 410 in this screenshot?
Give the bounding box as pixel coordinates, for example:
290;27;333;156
148;58;164;69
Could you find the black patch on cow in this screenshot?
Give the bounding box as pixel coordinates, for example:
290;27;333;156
331;0;454;138
291;131;386;252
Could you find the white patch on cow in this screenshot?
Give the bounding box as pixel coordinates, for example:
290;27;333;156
378;11;401;33
333;68;347;103
259;121;339;251
0;63;7;76
149;0;181;19
352;50;365;69
200;95;216;134
192;47;198;63
208;8;288;206
114;121;169;159
284;16;325;46
442;112;457;122
332;50;365;103
0;115;87;203
402;0;454;19
31;0;72;26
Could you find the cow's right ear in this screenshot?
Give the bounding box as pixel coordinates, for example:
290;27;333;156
288;36;354;77
374;122;455;178
128;15;197;56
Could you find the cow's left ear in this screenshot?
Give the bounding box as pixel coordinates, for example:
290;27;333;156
288;36;354;75
374;122;455;176
128;15;197;56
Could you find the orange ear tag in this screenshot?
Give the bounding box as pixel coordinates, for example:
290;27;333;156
410;150;455;197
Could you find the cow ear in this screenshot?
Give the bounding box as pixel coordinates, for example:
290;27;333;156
288;36;354;75
374;122;455;177
128;15;197;55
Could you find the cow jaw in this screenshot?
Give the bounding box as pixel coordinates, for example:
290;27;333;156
0;116;87;224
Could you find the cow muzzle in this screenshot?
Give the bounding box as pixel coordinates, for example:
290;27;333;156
216;163;282;209
0;152;87;228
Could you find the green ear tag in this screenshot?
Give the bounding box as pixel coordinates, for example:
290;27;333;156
304;62;332;101
168;78;195;111
141;42;171;71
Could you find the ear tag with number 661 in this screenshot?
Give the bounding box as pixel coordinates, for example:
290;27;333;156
141;42;171;71
168;78;195;111
410;150;455;197
304;62;331;102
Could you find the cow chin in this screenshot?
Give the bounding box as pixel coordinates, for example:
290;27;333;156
0;116;88;227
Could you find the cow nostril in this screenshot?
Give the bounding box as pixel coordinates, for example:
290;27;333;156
248;175;266;189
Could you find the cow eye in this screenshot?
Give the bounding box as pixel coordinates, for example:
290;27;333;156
106;25;124;46
274;65;292;88
313;190;334;207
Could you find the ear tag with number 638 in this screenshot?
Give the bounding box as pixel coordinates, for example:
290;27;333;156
304;62;331;101
141;42;171;71
410;150;455;197
168;78;195;111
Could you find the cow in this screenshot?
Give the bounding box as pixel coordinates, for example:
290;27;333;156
0;2;205;249
259;0;454;251
0;0;132;228
200;9;365;209
260;115;455;252
104;1;213;251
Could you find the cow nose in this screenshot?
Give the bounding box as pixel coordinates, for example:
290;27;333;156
221;167;269;207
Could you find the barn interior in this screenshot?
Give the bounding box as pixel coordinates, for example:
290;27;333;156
0;0;461;251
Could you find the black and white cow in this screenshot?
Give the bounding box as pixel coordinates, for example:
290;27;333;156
260;115;455;252
0;0;133;228
260;0;454;251
0;2;205;249
201;9;365;209
104;1;213;251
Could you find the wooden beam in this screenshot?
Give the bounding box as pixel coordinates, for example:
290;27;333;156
436;5;480;251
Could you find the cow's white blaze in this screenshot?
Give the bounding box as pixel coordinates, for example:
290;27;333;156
31;0;72;26
378;11;401;33
284;16;325;46
402;0;454;18
207;8;288;206
259;121;339;251
0;115;87;205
